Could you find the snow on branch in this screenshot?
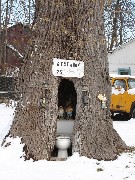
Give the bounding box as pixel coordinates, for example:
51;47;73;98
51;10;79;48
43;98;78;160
7;44;24;59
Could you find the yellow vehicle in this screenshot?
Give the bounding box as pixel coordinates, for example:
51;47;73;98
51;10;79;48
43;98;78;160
110;75;135;118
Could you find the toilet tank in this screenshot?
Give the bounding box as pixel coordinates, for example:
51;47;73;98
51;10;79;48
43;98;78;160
56;120;74;135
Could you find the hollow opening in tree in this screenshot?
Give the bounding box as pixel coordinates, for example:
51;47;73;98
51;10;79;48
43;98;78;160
58;78;77;120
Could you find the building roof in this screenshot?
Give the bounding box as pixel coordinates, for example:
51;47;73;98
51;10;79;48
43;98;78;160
108;38;135;54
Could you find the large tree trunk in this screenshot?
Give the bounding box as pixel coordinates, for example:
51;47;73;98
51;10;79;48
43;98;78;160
7;0;127;161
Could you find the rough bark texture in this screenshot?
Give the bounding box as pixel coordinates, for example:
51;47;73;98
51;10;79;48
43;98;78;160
7;0;127;161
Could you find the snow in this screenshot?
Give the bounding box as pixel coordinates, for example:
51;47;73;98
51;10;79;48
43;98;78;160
7;44;23;58
112;87;125;95
0;104;15;144
0;103;135;180
111;86;135;95
110;74;135;79
127;88;135;95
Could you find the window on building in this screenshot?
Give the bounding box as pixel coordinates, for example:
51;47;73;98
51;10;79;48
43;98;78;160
118;68;131;75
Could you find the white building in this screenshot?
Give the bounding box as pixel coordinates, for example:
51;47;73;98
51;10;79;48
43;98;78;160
108;39;135;75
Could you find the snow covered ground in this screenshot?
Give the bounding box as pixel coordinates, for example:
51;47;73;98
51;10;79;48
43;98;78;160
0;103;135;180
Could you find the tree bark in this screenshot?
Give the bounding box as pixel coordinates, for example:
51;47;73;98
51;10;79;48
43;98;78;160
7;0;127;161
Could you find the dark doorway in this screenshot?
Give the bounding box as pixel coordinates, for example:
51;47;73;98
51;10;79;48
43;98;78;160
58;79;77;119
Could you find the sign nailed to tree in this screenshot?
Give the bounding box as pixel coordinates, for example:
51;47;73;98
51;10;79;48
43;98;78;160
52;58;84;78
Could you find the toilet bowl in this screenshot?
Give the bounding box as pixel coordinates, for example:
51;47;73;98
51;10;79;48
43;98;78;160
55;136;71;158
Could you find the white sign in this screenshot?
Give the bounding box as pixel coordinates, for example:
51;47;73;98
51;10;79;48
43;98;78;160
52;58;84;78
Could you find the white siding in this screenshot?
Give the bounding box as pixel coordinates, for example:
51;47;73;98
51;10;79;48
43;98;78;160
108;39;135;75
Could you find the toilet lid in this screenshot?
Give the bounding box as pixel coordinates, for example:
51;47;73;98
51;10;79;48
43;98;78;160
56;136;70;140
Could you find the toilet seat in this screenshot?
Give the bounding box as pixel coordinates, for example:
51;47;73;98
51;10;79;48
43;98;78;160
56;136;70;140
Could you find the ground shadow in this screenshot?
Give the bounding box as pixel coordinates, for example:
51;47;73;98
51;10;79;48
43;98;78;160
112;114;130;121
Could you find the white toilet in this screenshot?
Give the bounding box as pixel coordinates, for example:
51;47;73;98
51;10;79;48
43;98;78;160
56;120;74;158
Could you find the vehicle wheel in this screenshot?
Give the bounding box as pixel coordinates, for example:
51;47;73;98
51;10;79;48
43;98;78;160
131;106;135;118
111;112;114;119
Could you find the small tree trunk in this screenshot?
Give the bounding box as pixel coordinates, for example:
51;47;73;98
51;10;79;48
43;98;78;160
119;11;123;46
7;0;127;161
109;0;120;51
